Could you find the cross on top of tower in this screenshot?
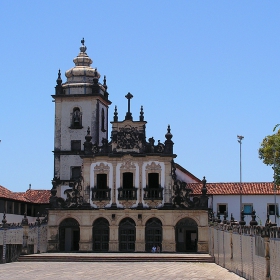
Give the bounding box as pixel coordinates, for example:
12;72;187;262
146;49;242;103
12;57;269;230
80;37;87;53
125;92;133;121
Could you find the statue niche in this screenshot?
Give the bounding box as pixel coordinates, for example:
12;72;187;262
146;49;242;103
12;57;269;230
71;108;82;128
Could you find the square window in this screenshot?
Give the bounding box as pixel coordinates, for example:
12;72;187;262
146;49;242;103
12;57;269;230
218;204;227;214
71;167;81;180
268;204;278;216
243;204;253;215
71;140;81;152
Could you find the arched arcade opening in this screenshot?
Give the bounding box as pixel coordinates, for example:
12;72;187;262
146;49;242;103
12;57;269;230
59;218;80;252
145;218;162;252
119;218;136;252
92;218;109;252
175;217;198;252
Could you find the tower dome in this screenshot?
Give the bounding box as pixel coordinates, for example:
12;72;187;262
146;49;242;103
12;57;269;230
63;38;103;93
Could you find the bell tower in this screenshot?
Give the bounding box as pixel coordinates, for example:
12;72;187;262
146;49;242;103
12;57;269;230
52;39;111;184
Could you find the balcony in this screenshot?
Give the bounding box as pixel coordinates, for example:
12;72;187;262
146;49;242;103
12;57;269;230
143;187;163;201
118;187;137;200
91;187;111;201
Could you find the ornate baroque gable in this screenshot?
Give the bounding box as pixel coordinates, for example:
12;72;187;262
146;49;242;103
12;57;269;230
94;163;110;172
146;162;161;171
114;125;143;150
120;160;136;170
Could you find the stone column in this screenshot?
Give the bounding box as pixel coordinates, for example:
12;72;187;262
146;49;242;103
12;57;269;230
197;226;209;253
21;224;29;255
79;225;92;252
47;225;59;252
135;225;145;252
109;225;119;252
264;236;270;279
162;225;176;252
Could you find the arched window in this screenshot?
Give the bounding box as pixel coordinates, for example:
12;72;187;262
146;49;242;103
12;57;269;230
101;108;106;132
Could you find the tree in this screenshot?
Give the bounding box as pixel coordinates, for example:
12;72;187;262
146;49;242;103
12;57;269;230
259;124;280;187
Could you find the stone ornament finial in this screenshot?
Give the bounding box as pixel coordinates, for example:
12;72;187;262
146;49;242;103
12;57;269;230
80;37;87;53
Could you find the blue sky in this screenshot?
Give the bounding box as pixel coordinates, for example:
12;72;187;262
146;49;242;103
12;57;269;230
0;1;279;192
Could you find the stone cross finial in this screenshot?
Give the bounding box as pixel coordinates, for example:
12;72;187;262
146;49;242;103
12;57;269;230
125;92;133;120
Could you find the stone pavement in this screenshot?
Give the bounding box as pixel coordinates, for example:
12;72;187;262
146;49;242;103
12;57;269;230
0;261;245;280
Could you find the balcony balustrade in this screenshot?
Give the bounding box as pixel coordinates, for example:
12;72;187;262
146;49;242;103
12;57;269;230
118;187;137;200
143;186;163;201
91;187;111;201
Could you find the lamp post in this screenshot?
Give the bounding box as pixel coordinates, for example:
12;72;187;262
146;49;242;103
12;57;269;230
36;212;41;254
273;148;277;224
237;135;244;220
2;212;7;264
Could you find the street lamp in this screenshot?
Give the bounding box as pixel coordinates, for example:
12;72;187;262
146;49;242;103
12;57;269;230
273;148;277;224
237;135;244;220
2;212;7;264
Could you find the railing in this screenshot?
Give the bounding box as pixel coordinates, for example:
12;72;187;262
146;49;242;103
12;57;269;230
118;187;137;200
91;187;111;201
143;187;163;201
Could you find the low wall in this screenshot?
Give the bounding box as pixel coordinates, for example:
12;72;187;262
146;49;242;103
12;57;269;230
209;224;280;280
0;222;48;263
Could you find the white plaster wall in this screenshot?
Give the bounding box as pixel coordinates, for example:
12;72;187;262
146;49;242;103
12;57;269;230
175;168;199;183
60;155;83;180
270;238;280;280
0;213;39;224
59;99;97;150
98;101;108;144
213;194;280;226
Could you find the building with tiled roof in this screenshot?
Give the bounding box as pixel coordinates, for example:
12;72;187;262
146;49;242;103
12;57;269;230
187;182;280;226
0;185;50;224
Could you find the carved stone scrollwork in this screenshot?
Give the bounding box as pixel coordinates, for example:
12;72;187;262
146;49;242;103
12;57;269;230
64;177;85;208
115;125;143;150
120;160;136;170
145;200;162;208
94;163;110;172
120;200;136;209
94;201;111;208
146;162;161;171
171;161;205;209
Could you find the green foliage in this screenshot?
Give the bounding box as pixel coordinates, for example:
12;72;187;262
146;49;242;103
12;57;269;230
259;124;280;187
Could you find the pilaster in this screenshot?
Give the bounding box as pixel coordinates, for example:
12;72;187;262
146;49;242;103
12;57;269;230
109;225;119;252
162;225;176;252
135;225;145;252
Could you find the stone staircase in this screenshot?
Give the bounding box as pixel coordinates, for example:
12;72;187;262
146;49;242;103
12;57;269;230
17;253;214;263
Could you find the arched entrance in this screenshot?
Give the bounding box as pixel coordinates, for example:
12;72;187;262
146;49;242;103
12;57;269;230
175;218;198;252
92;218;109;251
59;218;80;252
119;218;136;252
145;218;162;252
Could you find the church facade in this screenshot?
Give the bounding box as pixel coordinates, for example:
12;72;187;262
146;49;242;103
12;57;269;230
47;39;209;253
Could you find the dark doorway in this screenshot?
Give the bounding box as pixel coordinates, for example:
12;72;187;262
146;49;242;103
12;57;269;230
119;218;136;252
175;218;198;252
92;218;109;251
59;218;80;252
145;218;162;252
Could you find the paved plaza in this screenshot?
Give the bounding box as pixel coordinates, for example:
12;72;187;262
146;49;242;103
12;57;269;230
0;261;244;280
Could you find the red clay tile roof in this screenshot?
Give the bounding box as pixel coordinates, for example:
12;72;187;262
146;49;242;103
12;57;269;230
0;185;50;204
187;182;280;195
